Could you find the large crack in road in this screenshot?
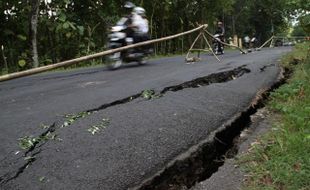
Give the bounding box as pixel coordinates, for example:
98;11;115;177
132;67;291;190
0;66;251;186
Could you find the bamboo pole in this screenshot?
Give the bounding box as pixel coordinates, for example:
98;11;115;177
257;36;274;50
0;24;208;82
202;33;220;62
189;49;211;52
203;29;247;54
185;32;203;59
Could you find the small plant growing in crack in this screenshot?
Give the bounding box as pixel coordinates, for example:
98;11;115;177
142;89;162;100
62;111;91;127
41;132;57;141
18;136;37;150
88;118;110;135
39;176;46;182
40;123;49;129
18;132;57;151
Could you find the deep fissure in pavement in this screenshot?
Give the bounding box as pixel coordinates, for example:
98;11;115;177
133;67;290;190
0;66;250;185
89;66;250;111
160;66;250;94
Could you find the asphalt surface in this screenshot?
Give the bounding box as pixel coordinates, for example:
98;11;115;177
0;47;291;189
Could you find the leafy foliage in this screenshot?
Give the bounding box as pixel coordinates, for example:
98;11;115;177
18;136;37;150
62;112;91;127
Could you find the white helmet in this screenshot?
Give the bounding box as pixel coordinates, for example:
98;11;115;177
134;7;145;15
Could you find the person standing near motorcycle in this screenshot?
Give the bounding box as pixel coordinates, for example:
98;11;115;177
214;21;225;54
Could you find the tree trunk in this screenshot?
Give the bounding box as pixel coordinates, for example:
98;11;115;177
232;15;236;35
1;45;8;72
30;0;40;68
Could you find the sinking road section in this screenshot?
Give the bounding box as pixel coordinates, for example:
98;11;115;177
0;48;291;189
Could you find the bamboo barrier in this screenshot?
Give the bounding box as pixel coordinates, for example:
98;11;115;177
203;29;247;54
185;30;220;63
202;33;220;61
257;36;274;50
0;24;208;82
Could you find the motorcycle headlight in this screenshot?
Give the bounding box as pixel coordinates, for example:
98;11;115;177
111;26;125;32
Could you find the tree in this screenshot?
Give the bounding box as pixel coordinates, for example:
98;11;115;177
292;24;307;36
29;0;40;68
299;15;310;35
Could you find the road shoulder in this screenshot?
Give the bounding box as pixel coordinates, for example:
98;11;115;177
191;108;272;190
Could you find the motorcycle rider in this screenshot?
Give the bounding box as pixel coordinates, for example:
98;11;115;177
214;21;225;54
244;35;251;49
120;1;136;43
132;7;149;43
106;2;149;69
130;6;152;55
250;33;257;48
121;3;149;45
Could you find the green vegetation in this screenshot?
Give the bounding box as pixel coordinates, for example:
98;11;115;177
241;43;310;189
18;131;56;150
62;111;91;128
39;176;46;182
18;111;106;151
0;0;308;74
18;136;38;150
141;89;162;100
87;118;110;135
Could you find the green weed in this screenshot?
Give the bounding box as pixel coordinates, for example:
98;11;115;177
87;118;110;135
62;111;91;127
18;136;37;150
141;89;162;99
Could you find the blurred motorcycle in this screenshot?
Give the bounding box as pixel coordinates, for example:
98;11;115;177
212;34;224;55
106;18;150;70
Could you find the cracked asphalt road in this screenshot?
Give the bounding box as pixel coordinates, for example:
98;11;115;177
0;47;291;189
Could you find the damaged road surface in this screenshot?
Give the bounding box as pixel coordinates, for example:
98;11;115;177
0;47;291;190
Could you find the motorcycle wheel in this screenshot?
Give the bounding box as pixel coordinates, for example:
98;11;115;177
107;52;122;70
107;59;122;70
138;57;147;65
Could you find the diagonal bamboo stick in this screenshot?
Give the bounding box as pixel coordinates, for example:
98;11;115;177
202;33;220;62
257;36;274;50
185;32;203;60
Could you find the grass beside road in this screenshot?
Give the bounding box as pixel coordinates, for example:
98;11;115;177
241;43;310;190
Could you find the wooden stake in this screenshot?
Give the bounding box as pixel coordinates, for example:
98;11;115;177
257;36;274;50
202;34;220;62
185;32;203;60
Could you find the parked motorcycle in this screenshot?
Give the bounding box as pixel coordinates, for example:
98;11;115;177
212;34;224;55
106;18;150;70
